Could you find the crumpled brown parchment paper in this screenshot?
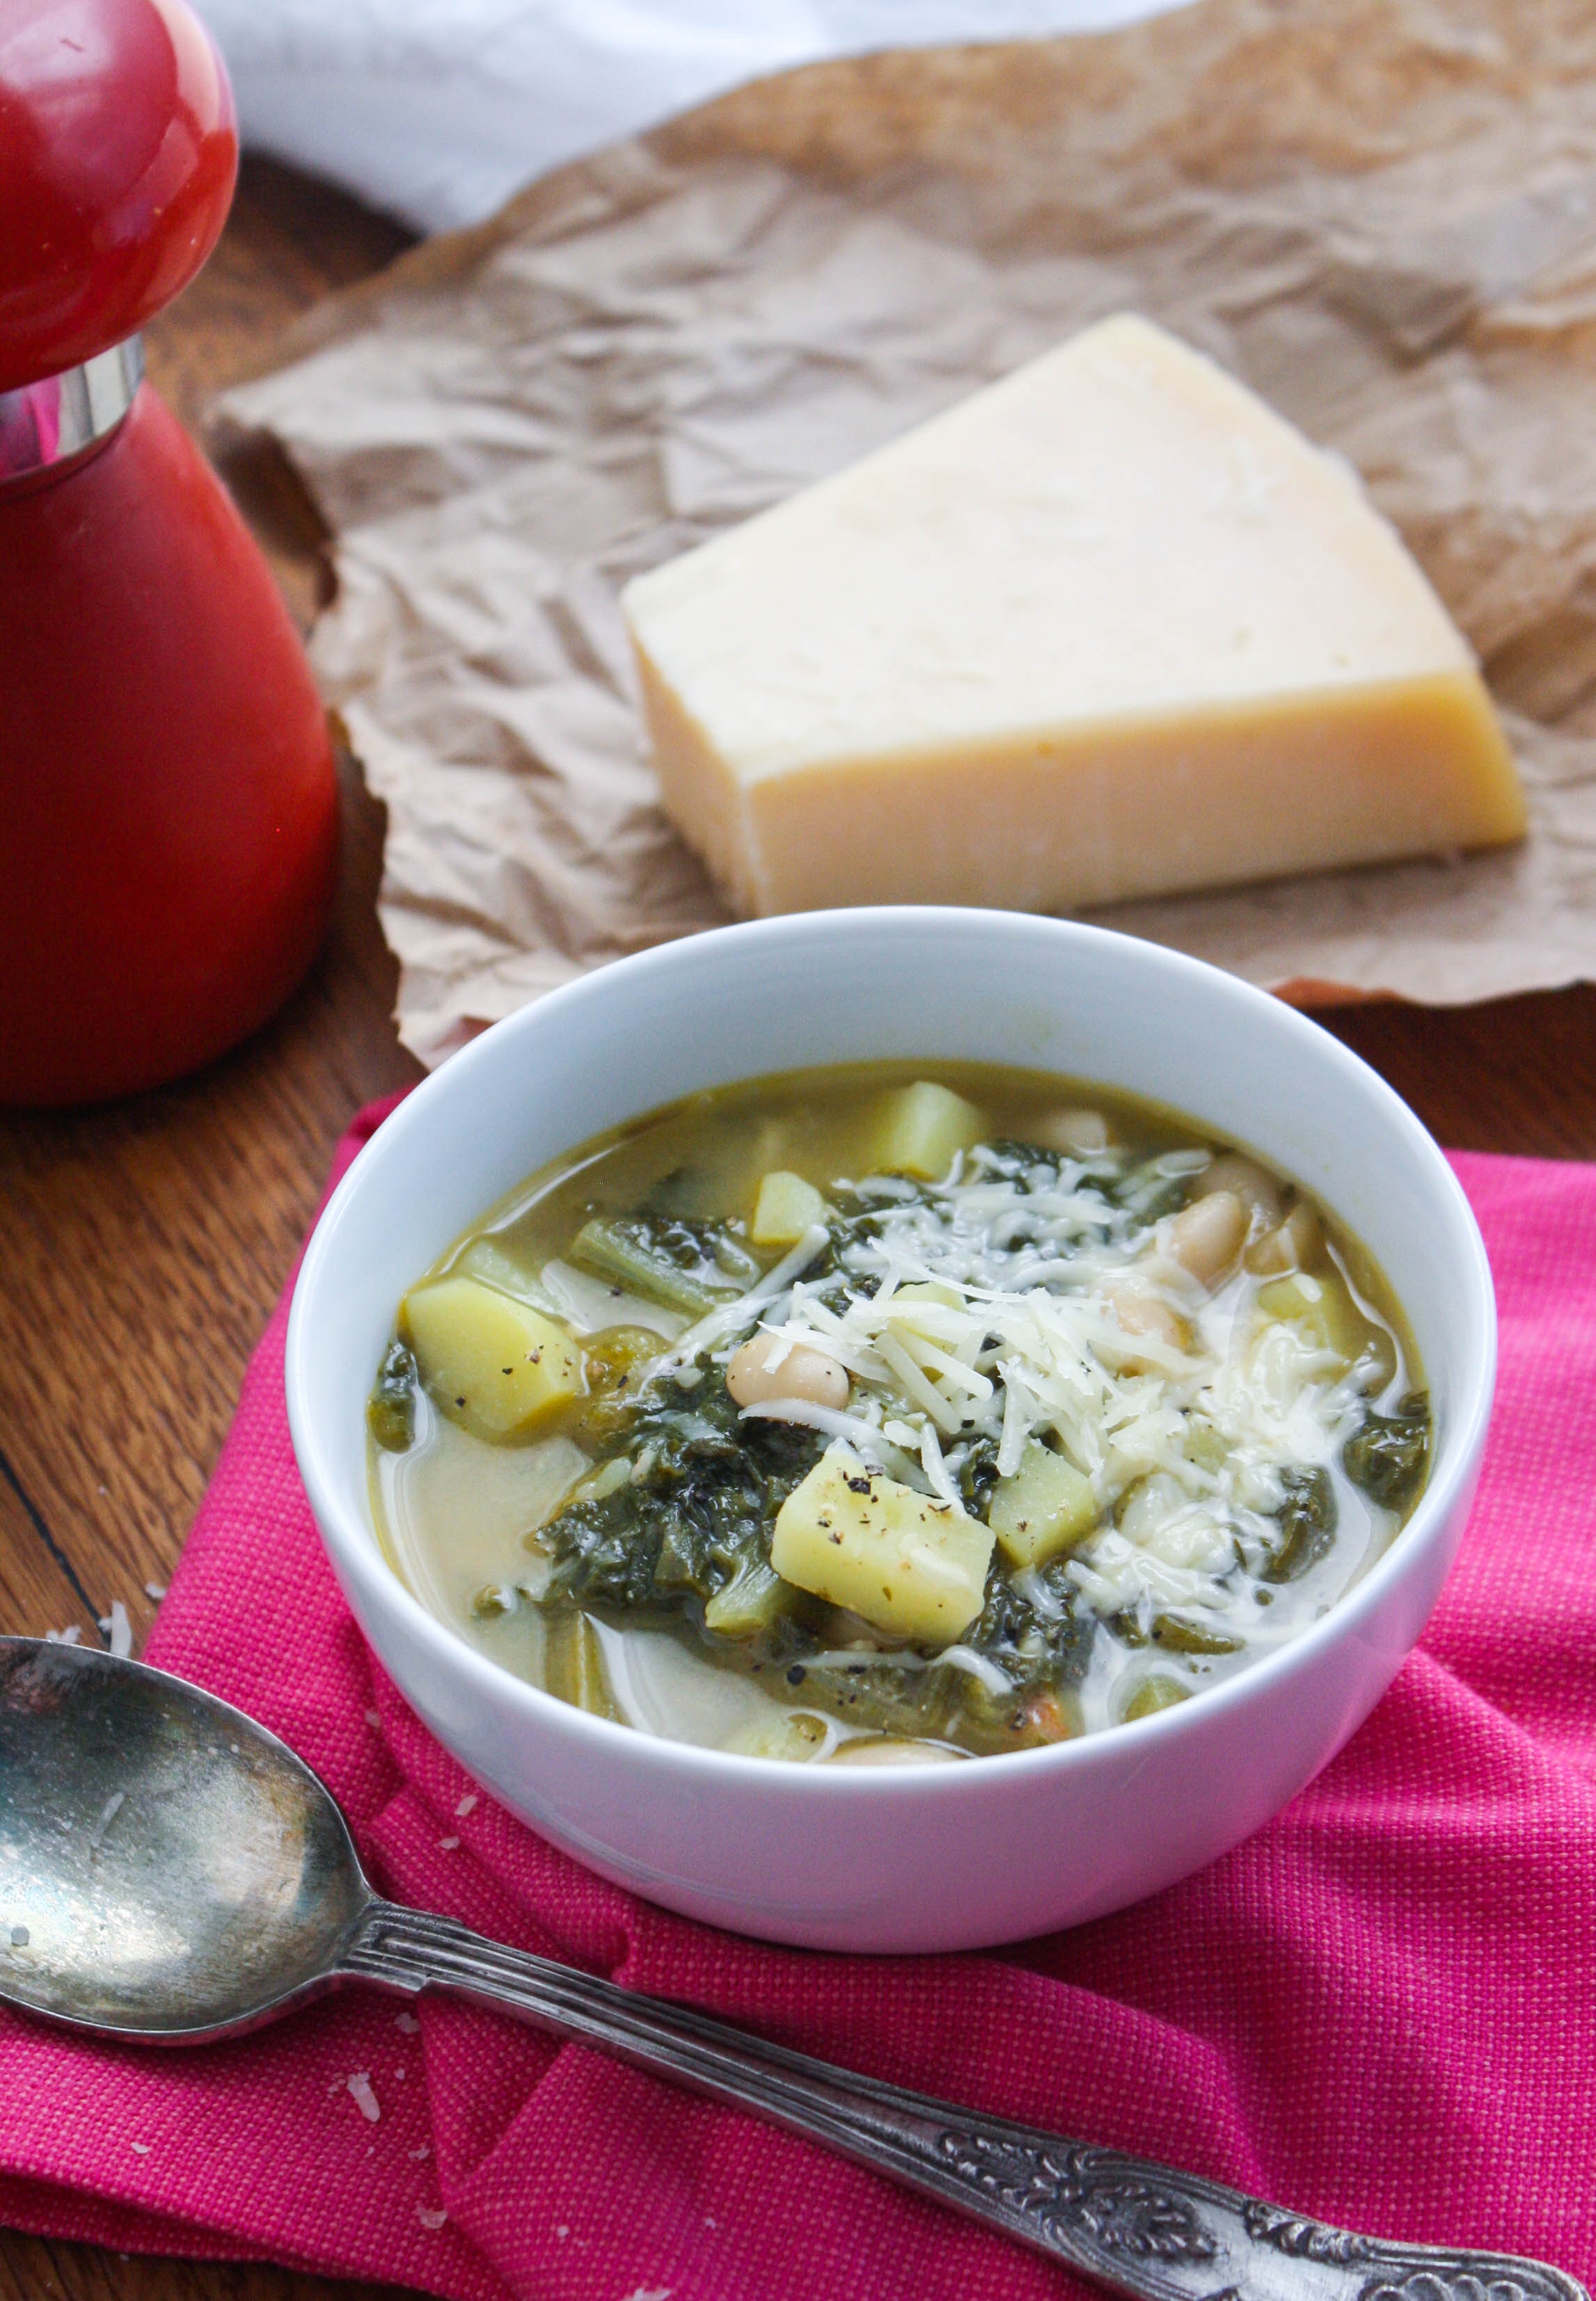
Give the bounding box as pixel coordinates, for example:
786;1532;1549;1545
219;0;1596;1067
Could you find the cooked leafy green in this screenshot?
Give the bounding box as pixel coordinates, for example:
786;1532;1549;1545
764;1553;1094;1753
1342;1391;1430;1509
965;1556;1096;1693
368;1339;418;1453
954;1432;1004;1519
569;1213;760;1314
535;1363;821;1615
1263;1466;1338;1583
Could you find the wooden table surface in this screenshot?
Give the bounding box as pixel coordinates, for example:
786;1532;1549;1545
2;152;1595;2301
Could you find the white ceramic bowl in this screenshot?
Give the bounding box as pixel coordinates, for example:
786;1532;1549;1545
286;910;1494;1954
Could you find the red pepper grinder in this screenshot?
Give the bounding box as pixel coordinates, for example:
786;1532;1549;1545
0;0;339;1105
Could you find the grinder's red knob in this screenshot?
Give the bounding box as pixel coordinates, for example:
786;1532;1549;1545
0;0;237;390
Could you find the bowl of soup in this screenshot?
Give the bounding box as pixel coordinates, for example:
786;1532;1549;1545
286;909;1494;1952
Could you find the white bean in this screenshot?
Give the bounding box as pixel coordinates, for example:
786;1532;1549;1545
1103;1280;1192;1358
726;1334;848;1410
827;1738;961;1766
1029;1107;1112;1155
1162;1189;1247;1289
1245;1199;1323;1275
1192;1153;1283;1228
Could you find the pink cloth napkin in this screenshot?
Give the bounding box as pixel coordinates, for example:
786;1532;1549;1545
3;1099;1594;2301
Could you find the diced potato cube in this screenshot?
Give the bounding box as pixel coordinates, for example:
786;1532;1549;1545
1256;1272;1396;1382
750;1169;826;1247
771;1450;992;1643
988;1441;1098;1567
402;1276;583;1440
869;1081;986;1179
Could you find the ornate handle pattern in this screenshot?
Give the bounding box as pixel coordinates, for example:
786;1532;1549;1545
344;1901;1586;2301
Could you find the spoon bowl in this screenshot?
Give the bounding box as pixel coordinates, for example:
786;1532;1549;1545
0;1636;365;2039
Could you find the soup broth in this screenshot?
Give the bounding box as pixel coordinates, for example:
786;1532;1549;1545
368;1063;1430;1763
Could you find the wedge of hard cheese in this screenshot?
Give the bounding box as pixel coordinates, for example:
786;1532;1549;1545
621;314;1524;917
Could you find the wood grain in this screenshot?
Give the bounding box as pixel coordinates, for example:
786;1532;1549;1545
3;145;1595;2301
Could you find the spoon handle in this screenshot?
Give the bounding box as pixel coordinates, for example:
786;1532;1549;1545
344;1900;1583;2301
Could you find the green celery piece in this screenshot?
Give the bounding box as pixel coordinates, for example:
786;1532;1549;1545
1151;1613;1242;1655
570;1217;738;1314
1123;1674;1190;1721
704;1560;791;1640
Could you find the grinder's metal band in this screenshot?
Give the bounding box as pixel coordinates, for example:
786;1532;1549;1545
0;336;144;489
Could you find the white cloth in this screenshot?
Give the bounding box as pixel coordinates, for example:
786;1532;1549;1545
193;0;1185;232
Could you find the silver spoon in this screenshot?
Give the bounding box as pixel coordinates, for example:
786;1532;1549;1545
0;1634;1580;2301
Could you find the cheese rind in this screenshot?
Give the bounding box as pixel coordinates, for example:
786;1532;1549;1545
622;314;1524;917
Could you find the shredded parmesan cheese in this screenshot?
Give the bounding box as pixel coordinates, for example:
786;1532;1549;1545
734;1139;1386;1671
